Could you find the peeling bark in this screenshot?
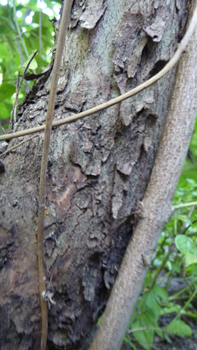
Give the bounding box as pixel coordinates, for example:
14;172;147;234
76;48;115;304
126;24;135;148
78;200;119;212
0;0;189;349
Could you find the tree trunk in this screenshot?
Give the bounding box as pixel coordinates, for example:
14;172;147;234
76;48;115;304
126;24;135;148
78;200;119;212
0;0;189;349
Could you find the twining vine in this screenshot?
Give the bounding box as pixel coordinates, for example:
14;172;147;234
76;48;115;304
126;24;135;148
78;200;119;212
36;1;73;349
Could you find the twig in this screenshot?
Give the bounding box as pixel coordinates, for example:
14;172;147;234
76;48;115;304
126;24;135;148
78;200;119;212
169;285;192;301
0;125;6;134
172;201;197;210
0;135;38;158
0;13;197;142
14;73;20;124
36;1;73;349
39;7;42;56
149;244;174;291
13;0;29;59
9;50;38;128
128;326;170;334
9;72;20;130
173;287;197;322
179;205;195;234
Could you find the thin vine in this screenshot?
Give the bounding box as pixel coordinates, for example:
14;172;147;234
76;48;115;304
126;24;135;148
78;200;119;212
36;1;73;349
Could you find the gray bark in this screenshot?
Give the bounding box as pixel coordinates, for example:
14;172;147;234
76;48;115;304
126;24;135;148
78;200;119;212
89;2;197;349
0;0;189;349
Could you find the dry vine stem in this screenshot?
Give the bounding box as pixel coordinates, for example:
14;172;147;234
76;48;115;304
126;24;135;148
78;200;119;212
10;50;38;127
88;3;197;350
36;1;73;349
0;14;197;142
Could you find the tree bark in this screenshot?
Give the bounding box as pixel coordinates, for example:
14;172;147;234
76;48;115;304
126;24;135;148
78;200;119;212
0;0;189;349
88;2;197;349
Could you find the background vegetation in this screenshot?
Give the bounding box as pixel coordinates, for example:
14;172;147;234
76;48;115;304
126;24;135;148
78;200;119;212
0;0;60;130
0;1;197;349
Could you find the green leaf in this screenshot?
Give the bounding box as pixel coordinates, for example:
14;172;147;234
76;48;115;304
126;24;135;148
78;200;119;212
130;308;159;350
186;263;197;276
132;323;153;350
171;215;192;225
27;0;40;11
146;290;161;318
124;335;138;350
163;333;173;343
28;57;38;70
0;24;8;34
33;11;50;28
161;304;181;315
153;285;168;303
0;102;12;119
0;14;12;27
175;235;197;265
18;52;38;71
0;83;15;101
143;275;152;288
185;311;197;320
166;319;192;337
170;262;181;273
97;316;102;326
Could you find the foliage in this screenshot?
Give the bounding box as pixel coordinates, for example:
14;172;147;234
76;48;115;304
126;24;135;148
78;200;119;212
0;0;60;130
125;120;197;349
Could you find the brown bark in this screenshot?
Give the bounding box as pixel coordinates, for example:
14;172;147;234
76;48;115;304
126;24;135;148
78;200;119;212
89;2;197;349
0;0;189;349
